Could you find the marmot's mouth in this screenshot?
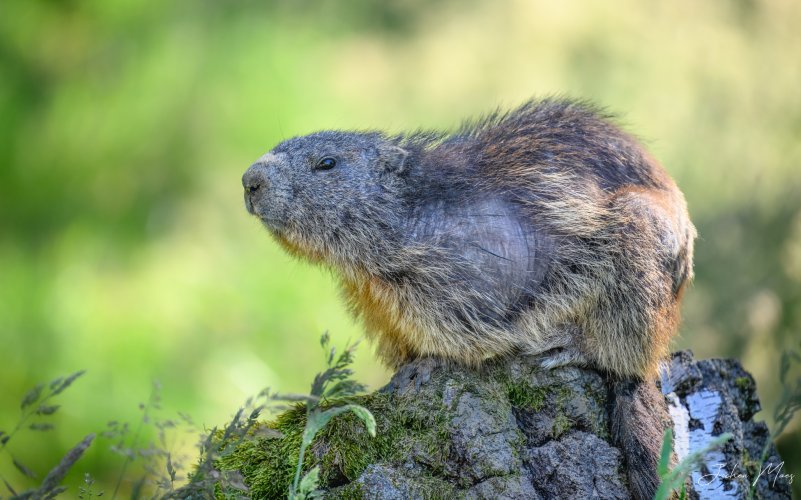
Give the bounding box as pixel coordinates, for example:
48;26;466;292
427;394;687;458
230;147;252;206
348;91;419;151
244;194;256;215
245;193;286;234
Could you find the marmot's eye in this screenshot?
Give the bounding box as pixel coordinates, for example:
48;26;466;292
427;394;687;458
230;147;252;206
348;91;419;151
316;157;337;170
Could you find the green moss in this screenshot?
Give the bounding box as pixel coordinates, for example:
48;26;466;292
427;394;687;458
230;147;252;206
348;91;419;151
213;404;306;498
212;389;460;497
554;386;573;405
552;413;572;438
503;378;612;442
382;391;453;477
506;380;549;411
735;376;753;392
408;476;458;499
741;448;762;479
314;394;394;484
328;480;364;499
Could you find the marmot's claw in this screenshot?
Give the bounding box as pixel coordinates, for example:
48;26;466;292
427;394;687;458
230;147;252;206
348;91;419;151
537;348;588;371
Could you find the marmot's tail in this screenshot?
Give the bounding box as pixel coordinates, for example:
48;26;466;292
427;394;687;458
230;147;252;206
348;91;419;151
610;378;673;500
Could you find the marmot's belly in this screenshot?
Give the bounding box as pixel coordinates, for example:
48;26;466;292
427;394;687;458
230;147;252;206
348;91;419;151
344;275;528;366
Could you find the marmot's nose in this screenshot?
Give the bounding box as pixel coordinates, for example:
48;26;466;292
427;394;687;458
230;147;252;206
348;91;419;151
242;163;269;196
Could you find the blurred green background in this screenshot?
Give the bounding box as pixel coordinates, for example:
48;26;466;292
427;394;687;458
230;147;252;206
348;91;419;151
2;0;800;496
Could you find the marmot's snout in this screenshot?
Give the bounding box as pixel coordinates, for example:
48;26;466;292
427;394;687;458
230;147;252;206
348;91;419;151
242;162;270;215
243;159;291;235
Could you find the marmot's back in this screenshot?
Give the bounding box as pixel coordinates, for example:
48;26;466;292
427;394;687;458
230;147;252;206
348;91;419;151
466;99;671;192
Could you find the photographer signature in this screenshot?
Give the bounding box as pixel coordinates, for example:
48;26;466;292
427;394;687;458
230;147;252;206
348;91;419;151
698;462;794;488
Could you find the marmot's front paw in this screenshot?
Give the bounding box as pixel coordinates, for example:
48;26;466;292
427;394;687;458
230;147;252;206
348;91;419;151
383;357;442;395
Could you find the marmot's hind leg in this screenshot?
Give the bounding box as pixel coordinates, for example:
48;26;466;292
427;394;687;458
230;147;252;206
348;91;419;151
517;326;589;370
587;187;688;378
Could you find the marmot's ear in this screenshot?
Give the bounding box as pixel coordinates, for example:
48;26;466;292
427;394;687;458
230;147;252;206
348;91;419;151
379;145;409;174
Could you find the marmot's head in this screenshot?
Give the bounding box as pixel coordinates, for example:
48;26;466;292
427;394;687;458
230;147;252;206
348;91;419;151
243;131;409;266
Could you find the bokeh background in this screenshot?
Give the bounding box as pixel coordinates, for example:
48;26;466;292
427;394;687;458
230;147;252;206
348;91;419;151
2;0;800;496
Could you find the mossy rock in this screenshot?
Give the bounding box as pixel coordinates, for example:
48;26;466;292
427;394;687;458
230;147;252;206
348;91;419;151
205;357;621;499
173;352;792;499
